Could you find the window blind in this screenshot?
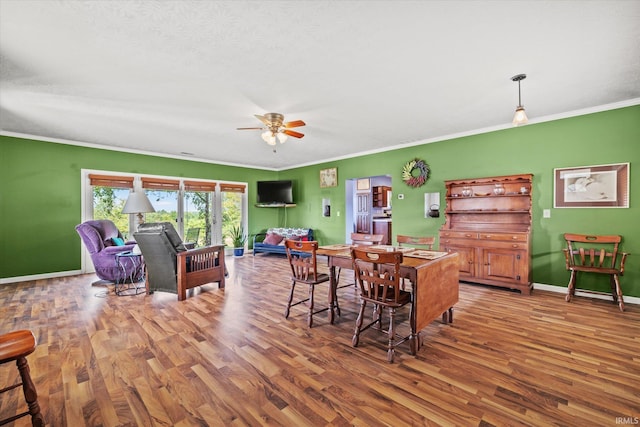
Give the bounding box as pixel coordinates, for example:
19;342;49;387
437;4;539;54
88;174;134;188
141;177;180;190
219;183;246;193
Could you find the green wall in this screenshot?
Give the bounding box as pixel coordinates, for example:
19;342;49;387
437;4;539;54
0;137;279;278
2;105;638;296
280;106;639;296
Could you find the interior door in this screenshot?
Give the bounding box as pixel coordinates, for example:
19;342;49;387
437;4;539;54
355;192;371;233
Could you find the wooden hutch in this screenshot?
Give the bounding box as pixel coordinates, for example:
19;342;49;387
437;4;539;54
439;174;533;294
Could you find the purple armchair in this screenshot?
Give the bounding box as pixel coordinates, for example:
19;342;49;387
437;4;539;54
75;220;144;283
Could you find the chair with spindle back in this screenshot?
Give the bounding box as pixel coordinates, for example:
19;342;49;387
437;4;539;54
284;239;337;327
337;233;386;290
351;247;413;363
563;233;629;311
0;330;45;426
396;235;436;290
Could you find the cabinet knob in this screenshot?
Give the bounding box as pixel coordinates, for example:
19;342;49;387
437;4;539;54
512;236;518;240
465;233;472;238
512;244;520;248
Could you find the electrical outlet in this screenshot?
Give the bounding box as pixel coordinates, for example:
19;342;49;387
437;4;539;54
337;211;340;217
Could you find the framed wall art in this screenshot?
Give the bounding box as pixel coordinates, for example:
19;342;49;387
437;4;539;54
356;178;370;191
554;162;629;208
320;167;337;188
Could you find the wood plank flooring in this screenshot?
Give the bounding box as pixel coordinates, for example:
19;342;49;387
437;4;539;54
1;254;639;426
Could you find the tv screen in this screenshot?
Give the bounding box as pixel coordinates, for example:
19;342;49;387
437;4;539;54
257;180;293;204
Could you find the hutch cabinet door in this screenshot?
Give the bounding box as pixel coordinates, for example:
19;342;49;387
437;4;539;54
481;248;527;283
443;244;475;278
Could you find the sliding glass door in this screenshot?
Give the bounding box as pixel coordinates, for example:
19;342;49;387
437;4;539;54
84;172;246;268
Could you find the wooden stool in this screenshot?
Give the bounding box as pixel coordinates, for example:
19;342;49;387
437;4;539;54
0;330;44;427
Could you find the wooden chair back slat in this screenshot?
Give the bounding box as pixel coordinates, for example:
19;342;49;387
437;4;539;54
285;239;319;282
397;235;435;249
351;233;384;245
351;248;403;304
565;234;621;269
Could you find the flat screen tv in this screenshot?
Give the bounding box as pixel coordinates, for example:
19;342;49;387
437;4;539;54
257;180;293;205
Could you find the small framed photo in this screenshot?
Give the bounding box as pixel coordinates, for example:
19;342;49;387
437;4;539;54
554;162;629;208
320;167;337;188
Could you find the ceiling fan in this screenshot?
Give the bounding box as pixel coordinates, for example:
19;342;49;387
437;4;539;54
237;113;305;146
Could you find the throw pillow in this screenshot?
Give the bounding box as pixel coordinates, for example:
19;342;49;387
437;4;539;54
111;237;125;246
263;232;284;245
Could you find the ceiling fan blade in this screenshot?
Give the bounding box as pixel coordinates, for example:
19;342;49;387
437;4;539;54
283;129;304;139
284;120;306;128
236;127;264;130
254;114;271;125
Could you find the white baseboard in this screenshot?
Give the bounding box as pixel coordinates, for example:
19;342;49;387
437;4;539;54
0;270;83;285
534;282;639;306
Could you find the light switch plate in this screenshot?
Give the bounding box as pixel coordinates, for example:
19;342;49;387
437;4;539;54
543;209;551;218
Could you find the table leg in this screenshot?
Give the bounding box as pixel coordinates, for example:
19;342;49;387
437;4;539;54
328;265;336;324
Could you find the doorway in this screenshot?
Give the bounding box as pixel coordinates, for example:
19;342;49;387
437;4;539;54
345;175;392;243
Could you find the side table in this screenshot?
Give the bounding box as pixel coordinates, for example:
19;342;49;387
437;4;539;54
114;251;145;296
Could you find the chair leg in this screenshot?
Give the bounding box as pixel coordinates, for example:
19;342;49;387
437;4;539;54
612;274;625;312
352;300;367;347
17;356;44;427
307;283;315;328
387;307;396;363
565;270;577;302
284;280;296;318
332;281;340;317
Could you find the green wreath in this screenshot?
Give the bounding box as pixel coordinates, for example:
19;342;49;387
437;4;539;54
402;158;430;188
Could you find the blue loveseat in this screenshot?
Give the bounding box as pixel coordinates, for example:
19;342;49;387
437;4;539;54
252;228;314;256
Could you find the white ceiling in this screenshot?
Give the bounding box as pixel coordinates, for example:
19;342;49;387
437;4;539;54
1;1;639;170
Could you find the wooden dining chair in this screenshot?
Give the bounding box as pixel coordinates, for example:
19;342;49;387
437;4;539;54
284;239;337;327
337;233;386;289
351;247;413;363
563;233;629;311
396;235;436;290
0;330;45;427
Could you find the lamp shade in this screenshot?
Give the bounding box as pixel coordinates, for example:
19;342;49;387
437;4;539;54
512;106;528;126
122;190;155;214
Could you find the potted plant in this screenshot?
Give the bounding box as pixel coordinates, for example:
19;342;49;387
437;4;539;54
229;225;247;257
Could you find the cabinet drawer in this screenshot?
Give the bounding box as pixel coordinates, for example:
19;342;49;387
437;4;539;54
440;231;478;239
479;233;527;242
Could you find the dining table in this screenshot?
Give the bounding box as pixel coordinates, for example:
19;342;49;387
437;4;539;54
317;244;460;354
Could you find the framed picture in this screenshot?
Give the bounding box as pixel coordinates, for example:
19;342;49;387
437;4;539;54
554;163;629;208
356;178;370;191
320;167;337;188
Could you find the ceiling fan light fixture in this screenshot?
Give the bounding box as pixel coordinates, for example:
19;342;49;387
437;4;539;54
238;112;305;147
511;73;528;126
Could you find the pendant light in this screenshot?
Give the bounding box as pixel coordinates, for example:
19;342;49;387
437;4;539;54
511;74;528;126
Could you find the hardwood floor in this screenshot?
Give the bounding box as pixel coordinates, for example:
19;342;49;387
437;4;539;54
1;254;639;426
